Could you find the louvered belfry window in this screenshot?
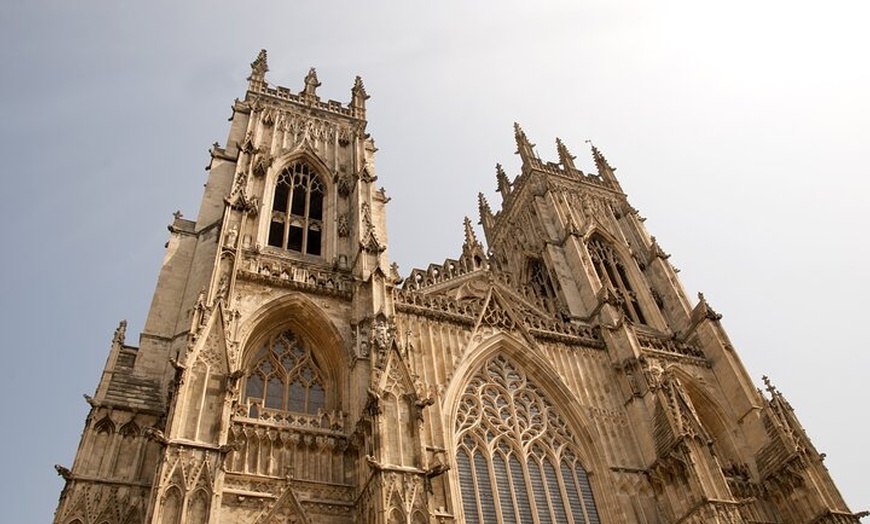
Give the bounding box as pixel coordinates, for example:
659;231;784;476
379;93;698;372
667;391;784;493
587;235;646;324
268;161;324;256
455;355;601;524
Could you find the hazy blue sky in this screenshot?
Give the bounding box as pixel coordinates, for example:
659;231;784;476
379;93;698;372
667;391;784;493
1;2;868;522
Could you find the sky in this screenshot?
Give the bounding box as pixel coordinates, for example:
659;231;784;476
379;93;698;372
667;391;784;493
1;2;868;522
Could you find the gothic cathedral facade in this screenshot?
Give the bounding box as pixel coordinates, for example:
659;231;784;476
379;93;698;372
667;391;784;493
53;51;863;524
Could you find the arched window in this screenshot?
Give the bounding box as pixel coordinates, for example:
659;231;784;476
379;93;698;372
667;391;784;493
587;235;646;324
527;258;557;312
268;161;324;256
242;329;326;416
455;356;600;524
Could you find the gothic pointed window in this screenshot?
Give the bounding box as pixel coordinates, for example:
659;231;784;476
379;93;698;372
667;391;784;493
242;329;326;416
527;258;557;312
587;235;646;324
455;356;600;524
268;161;324;256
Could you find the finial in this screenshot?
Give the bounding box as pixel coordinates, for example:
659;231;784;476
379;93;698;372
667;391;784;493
478;192;492;217
463;217;479;246
556;137;577;171
351;75;370;111
697;292;722;321
514;122;537;164
587;140;621;188
249;49;269;81
112;319;127;346
588;140;612;171
302;67;321;98
762;375;778;396
495;163;511;198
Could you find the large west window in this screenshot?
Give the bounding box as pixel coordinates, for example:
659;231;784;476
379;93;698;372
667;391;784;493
242;329;326;415
268;162;324;256
455;355;600;524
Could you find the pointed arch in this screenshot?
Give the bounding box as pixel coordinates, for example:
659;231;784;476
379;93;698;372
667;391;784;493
586;232;647;325
444;332;619;523
90;415;116;476
187;489;211;524
114;420;142;479
238;293;347;412
161;486;183;524
666;366;745;468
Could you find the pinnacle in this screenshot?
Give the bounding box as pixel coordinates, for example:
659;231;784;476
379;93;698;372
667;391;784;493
556;137;576;170
495;163;511;196
249;49;269;80
463;216;479;247
352;75;369;99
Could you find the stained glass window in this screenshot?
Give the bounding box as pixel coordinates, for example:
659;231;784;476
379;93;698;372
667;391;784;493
456;356;600;524
243;329;325;415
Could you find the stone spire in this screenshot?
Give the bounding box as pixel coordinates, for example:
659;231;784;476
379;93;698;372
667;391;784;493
350;75;370;114
514;122;536;165
248;49;269;88
556;137;577;172
495;163;511;199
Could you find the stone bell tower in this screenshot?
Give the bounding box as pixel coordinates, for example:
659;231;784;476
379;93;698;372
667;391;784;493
53;50;863;524
52;49;424;524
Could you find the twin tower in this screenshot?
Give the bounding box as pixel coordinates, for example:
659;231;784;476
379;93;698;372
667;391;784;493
53;50;862;524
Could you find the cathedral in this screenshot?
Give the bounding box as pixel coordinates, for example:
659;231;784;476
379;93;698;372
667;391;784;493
53;50;864;524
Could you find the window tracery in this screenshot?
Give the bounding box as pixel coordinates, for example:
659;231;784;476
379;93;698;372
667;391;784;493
268;161;324;256
242;329;326;416
527;258;557;312
587;235;646;324
455;355;600;524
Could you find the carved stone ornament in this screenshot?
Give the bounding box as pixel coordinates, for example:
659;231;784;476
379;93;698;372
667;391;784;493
337;213;350;237
335;170;354;197
252;155;272;178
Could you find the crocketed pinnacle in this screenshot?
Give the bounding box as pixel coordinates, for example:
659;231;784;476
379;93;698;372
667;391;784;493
590;143;612;173
350;75;369;112
249;49;269;81
463;216;480;249
495;163;511;198
513;122;536;164
556;137;576;171
478;192;492;217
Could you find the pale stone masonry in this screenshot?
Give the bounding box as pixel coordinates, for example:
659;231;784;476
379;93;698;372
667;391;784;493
53;50;865;524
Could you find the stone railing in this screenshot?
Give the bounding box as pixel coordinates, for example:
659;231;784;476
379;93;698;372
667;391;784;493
254;84;358;119
233;403;346;434
637;333;705;360
239;252;354;297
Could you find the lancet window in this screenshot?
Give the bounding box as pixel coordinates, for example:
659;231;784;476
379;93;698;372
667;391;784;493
268;161;324;256
587;235;646;324
455;355;600;524
527;258;557;312
242;329;326;416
